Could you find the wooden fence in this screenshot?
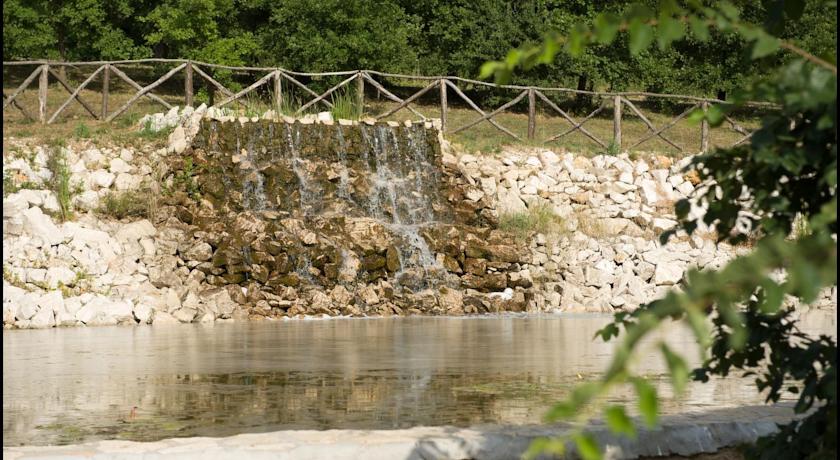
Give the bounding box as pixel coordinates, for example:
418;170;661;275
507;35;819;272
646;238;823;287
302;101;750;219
2;59;767;153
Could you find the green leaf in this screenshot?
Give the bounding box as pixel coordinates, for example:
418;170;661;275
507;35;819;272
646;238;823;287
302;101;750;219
628;20;654;55
632;378;659;428
689;17;710;42
605;405;637;438
523;437;566;460
706;104;725;126
718;1;741;20
478;61;502;80
752;34;780;59
594;13;621;44
758;279;784;313
657;16;685;49
573;433;602;460
566;25;588;57
595;323;620;341
537;36;561;65
660;343;690;394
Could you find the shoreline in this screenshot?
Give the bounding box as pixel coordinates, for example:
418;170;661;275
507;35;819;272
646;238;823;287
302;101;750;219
2;404;801;459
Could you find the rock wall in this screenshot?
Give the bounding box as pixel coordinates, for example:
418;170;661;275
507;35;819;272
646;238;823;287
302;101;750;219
2;107;834;329
445;148;836;312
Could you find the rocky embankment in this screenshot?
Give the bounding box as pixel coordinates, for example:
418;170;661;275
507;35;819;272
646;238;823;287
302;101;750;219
447;149;836;312
2;107;834;328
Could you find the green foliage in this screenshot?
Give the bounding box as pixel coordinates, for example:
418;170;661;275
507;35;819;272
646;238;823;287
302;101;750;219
3;0;835;108
45;146;81;221
2;170;40;197
173;157;200;201
135;120;173;142
97;190;151;220
484;2;837;459
329;87;363;121
261;0;419;73
73;122;91;139
498;202;564;240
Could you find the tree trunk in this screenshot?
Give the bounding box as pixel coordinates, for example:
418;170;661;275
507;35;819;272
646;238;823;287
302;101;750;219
574;75;592;113
57;33;67;81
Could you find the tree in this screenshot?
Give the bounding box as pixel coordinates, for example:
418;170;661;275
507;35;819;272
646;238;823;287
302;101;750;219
253;0;420;73
481;1;837;459
3;0;149;61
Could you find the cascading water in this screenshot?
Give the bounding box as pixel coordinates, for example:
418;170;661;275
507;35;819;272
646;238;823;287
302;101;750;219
241;124;268;211
191;118;482;297
359;125;443;289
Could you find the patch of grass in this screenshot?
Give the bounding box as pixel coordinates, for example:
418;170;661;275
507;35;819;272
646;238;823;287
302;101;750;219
3;265;28;290
499;202;565;241
45;145;81;221
136;119;159;137
330;87;363;121
73;122;92;139
97;190;152;220
116;112;143;129
3;169;41;197
172;157;200;201
604;139;621;156
574;211;609;239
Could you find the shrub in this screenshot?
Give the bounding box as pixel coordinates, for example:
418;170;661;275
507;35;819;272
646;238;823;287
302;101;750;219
499;202;564;240
73;122;91;139
45;146;81;221
330;87;363;120
97;190;152;220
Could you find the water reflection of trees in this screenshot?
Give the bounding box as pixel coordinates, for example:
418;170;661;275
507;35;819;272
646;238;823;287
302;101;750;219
7;313;832;445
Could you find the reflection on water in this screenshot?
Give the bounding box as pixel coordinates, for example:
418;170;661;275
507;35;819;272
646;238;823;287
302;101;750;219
3;312;836;446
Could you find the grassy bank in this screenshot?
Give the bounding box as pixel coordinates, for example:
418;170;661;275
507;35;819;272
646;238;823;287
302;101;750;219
3;79;759;157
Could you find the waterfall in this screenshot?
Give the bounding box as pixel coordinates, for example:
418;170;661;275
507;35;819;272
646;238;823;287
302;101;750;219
195;118;451;294
285;124;318;215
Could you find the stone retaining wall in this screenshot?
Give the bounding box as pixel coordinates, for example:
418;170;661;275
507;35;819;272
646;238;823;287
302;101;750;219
2;108;834;328
443;146;836;312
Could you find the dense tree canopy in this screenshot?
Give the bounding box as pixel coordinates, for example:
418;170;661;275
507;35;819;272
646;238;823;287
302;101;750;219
3;0;835;98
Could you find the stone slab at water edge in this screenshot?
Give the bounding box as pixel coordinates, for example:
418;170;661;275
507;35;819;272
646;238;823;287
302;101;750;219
0;404;806;460
2;106;834;328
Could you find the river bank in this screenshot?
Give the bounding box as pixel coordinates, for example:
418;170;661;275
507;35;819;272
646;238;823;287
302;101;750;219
3;107;835;329
1;404;804;460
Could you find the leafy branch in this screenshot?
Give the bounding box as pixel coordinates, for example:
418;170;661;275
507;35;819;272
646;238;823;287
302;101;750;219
483;2;838;459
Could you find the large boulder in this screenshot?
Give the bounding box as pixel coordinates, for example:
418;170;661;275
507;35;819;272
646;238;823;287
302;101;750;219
22;207;63;245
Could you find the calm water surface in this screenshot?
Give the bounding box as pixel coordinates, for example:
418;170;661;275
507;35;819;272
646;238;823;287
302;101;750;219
3;313;836;446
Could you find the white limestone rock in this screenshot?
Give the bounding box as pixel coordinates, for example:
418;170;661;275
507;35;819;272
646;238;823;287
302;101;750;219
22;207;63;246
90;170;116;189
653;261;685;285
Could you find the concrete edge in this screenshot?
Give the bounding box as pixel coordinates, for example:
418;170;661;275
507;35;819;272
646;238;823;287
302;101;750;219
3;404;798;459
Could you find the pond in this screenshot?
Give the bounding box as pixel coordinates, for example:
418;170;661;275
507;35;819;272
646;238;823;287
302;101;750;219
3;312;835;446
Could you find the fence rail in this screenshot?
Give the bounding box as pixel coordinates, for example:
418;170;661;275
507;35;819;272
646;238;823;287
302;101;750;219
3;59;768;153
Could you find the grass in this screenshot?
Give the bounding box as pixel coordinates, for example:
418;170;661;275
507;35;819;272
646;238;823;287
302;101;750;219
330;87;363;120
45;144;83;221
73;122;92;139
3;77;760;159
3;169;41;197
499;202;566;241
97;190;153;220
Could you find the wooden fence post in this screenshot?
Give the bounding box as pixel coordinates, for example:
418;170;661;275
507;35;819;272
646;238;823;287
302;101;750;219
38;64;49;124
527;88;536;140
613;95;622;150
700;101;710;153
439;79;447;133
356;72;364;114
273;70;282;112
101;64;110;119
184;60;193;107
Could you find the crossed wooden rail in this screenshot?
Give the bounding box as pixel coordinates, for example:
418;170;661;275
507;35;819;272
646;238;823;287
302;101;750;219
3;59;769;153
